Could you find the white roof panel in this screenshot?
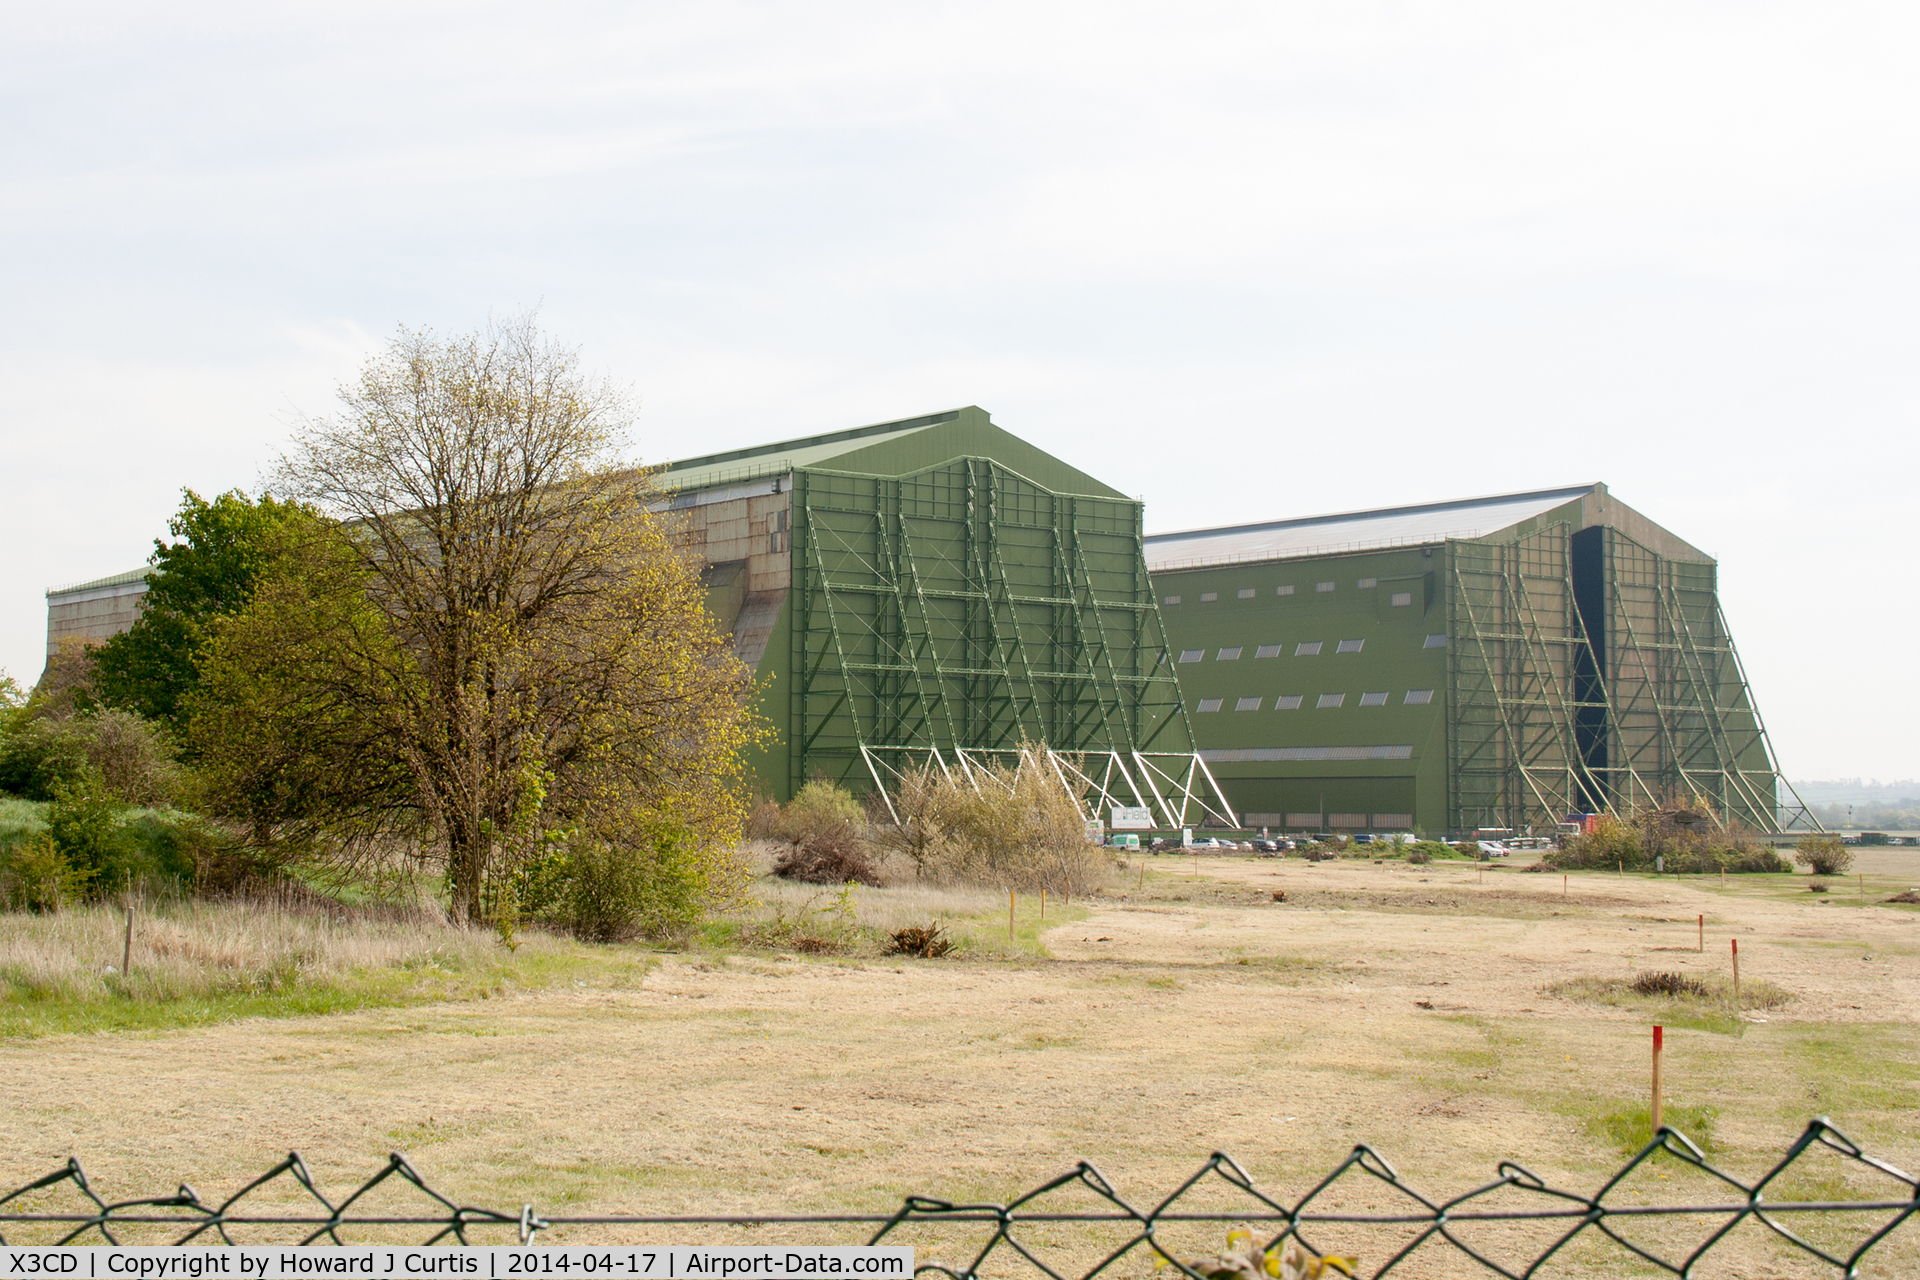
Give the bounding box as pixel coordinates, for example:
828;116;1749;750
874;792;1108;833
1145;485;1596;571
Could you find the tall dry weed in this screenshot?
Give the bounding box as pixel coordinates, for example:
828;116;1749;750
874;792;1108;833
0;896;550;1004
880;757;1117;895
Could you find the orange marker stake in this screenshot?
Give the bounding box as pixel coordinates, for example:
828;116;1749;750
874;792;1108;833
1698;914;1704;953
1563;874;1568;898
1732;937;1741;1004
1652;1025;1665;1134
1040;888;1046;921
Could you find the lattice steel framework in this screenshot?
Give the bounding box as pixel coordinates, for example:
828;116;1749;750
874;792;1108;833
857;743;1237;831
1447;523;1813;836
787;459;1203;813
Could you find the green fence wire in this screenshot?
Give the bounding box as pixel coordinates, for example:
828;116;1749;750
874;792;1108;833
2;1118;1916;1277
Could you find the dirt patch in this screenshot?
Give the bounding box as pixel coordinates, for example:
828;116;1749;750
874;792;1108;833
1261;887;1633;918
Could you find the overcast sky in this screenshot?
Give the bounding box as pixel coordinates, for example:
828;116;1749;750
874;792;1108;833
4;3;1916;781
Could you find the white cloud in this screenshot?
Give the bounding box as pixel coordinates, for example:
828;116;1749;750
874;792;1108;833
1;1;1915;775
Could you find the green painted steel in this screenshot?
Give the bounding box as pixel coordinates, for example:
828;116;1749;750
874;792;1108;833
1145;547;1448;834
784;456;1189;795
1154;504;1801;837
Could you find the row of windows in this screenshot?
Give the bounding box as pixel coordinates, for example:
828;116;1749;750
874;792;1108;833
1176;635;1446;663
1195;689;1435;712
1165;579;1409;607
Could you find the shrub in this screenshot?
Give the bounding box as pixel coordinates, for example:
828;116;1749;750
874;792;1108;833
44;778;128;896
865;752;1118;895
1546;805;1788;874
1794;836;1853;877
929;759;1118;895
0;835;87;912
79;709;182;806
772;829;882;885
511;820;725;942
0;719;91;801
762;780;883;886
867;767;957;878
1406;848;1431;865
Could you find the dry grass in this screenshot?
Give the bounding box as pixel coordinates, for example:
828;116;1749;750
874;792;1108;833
3;899;495;1000
2;856;1919;1276
718;872;1074;959
1544;969;1794;1035
0;896;630;1038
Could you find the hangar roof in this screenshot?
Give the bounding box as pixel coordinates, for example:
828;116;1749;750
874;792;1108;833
653;406;1125;499
1144;484;1604;571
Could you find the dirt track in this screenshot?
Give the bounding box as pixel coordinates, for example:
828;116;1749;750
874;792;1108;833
4;854;1919;1275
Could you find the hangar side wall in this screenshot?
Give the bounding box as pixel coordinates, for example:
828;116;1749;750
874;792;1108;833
1149;546;1450;833
45;571;151;667
784;457;1188;799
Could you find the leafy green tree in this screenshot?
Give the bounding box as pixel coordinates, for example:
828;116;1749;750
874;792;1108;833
194;317;761;926
93;490;312;728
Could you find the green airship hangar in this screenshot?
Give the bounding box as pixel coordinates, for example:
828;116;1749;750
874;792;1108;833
655;407;1800;840
47;405;1805;839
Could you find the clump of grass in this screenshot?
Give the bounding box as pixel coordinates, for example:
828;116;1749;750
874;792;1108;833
1631;971;1712;998
1586;1101;1720;1155
1547;970;1792;1034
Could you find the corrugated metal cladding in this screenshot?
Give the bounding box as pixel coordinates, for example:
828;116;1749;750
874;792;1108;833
658;407;1190;800
45;410;1807;835
1147;481;1804;837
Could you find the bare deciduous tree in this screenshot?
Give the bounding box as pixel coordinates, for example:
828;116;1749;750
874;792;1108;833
199;316;758;924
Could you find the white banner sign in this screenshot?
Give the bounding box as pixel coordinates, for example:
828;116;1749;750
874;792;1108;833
1110;806;1153;830
0;1249;912;1280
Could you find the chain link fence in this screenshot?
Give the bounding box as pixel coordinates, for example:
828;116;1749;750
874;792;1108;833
3;1118;1916;1276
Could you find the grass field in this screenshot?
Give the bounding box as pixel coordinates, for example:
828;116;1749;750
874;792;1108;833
1;849;1917;1277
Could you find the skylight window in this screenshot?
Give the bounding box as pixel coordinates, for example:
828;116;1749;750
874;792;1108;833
1199;591;1218;602
1404;689;1434;705
1197;698;1223;713
1315;582;1336;593
1359;691;1388;707
1274;695;1303;710
1235;697;1262;711
1217;646;1242;660
1179;649;1205;663
1357;578;1377;589
1424;634;1447;649
1295;641;1323;656
1391;592;1412;607
1163;595;1181;606
1276;585;1295;596
1316;693;1346;709
1336;639;1364;654
1237;588;1256;599
1255;644;1282;659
